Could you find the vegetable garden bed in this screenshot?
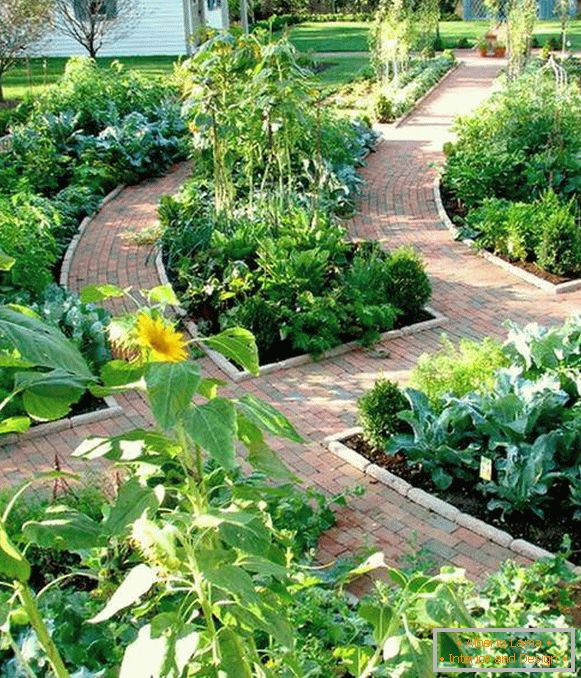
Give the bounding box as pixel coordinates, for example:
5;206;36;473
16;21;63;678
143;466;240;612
434;176;581;295
183;305;447;381
326;427;581;571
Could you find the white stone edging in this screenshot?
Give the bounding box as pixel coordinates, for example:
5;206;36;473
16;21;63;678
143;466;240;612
433;175;581;295
325;427;581;574
393;60;462;128
183;307;448;382
0;396;124;447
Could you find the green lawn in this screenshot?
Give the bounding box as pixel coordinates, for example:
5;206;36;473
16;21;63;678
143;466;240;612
316;55;371;88
288;19;581;52
3;18;579;101
2;55;178;101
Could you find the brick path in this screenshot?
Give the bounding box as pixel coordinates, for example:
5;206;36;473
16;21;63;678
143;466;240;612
2;55;579;582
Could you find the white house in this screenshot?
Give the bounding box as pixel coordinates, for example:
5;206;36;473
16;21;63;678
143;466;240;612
40;0;229;57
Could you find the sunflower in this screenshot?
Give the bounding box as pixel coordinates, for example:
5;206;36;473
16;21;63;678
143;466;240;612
135;313;188;363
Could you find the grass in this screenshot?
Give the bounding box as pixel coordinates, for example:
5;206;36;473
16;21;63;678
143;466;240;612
2;19;579;102
315;55;371;88
288;19;581;52
1;55;178;101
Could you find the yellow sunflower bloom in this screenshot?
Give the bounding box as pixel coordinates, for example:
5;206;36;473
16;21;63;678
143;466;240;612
135;313;188;363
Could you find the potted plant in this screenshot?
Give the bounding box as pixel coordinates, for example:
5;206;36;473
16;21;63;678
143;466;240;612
493;40;506;57
476;36;488;57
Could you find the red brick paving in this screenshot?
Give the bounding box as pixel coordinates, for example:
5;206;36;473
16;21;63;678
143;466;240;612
2;55;579;580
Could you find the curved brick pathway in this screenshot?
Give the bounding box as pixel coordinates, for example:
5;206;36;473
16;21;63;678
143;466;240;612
2;55;579;582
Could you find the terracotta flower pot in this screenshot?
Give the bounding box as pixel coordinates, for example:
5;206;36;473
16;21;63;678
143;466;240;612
478;48;488;57
494;46;506;57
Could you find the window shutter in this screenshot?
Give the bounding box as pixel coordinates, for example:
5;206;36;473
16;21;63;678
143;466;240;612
73;0;90;20
105;0;118;18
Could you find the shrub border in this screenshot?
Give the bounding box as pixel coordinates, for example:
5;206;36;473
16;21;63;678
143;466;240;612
393;60;461;128
433;176;581;295
325;426;581;574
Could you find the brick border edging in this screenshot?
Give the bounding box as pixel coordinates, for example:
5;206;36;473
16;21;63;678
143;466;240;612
325;427;581;574
393;60;462;129
433;176;581;295
182;307;448;382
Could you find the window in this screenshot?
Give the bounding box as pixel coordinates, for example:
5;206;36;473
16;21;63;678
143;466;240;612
73;0;118;21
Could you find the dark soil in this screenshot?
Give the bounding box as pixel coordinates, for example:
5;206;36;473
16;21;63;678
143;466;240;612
440;184;577;286
30;392;108;428
240;308;435;369
345;433;581;566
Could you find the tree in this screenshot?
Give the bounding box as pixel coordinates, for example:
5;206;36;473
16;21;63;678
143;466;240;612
52;0;143;58
0;0;53;102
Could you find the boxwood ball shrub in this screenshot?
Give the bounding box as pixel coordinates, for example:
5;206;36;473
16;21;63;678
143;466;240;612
357;378;408;449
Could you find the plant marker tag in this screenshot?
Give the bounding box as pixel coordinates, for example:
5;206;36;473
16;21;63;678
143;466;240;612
479;456;492;481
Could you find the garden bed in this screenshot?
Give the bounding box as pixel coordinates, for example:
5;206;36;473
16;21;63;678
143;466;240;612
0;394;122;446
326;427;581;571
434;177;581;295
182;305;447;381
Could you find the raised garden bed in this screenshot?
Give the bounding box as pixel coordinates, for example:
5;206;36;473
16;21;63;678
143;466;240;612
326;427;581;572
0;394;123;446
434;176;581;295
182;305;447;381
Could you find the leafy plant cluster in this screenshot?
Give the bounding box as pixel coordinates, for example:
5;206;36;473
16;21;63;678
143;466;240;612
442;66;581;277
161;33;430;363
0;294;579;677
176;33;375;216
0;57;187;295
161;191;431;361
361;316;581;521
374;51;455;122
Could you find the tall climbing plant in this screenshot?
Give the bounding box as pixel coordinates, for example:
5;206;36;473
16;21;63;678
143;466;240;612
507;0;537;79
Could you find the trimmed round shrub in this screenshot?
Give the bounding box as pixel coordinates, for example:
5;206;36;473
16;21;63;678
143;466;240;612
385;247;431;319
357;378;408;449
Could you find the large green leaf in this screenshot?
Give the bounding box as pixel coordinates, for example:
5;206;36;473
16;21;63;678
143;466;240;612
334;645;374;675
73;430;175;462
237;415;295;480
23;506;103;551
201;564;260;605
217;628;252;678
145;362;201;430
15;369;87;421
103;479;162;537
203;327;259;375
80;284;125;303
0;307;92;378
183;398;237;469
359;602;394;644
0;249;15;272
236;394;302;442
90;564;157;624
0;417;30;436
145;285;180;307
0;523;30;582
120;624;165;678
101;360;146;387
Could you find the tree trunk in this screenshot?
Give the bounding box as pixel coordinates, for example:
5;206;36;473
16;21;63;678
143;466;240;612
240;0;249;33
0;79;4;103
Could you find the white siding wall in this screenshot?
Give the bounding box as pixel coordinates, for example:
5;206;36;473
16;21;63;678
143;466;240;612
40;0;189;57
